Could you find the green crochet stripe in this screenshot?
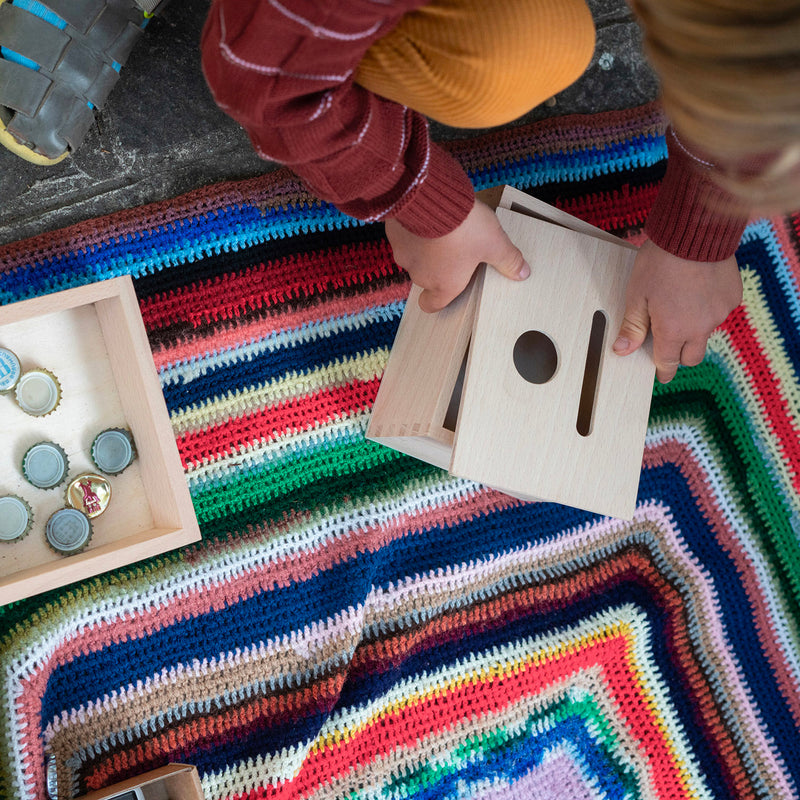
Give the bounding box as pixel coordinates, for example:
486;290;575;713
191;437;439;535
650;371;800;618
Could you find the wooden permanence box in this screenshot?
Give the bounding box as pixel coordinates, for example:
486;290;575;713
367;186;655;519
0;276;200;605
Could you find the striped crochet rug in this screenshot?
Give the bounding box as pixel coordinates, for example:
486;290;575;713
1;102;799;800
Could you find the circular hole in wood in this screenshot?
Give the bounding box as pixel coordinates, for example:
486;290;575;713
513;330;558;384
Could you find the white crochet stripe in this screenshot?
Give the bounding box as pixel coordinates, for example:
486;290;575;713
742;219;800;328
311;603;715;800
159;304;400;388
708;308;800;500
38;503;789;799
167;349;387;442
202;669;622;797
738;265;800;410
185;409;369;489
645;421;800;699
299;670;642;800
6;473;490;799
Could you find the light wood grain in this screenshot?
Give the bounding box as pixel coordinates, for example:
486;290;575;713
0;277;200;605
497;185;638;250
76;764;203;800
450;207;654;519
366;278;479;469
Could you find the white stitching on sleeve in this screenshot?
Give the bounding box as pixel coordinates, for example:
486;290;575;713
219;6;354;81
670;128;715;168
269;0;383;40
364;127;431;221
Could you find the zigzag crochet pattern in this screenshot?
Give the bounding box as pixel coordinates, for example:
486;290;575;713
1;101;799;800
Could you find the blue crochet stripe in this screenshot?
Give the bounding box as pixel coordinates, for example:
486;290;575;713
0;137;668;305
159;316;399;412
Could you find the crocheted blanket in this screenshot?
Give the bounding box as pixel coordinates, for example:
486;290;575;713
1;102;799;800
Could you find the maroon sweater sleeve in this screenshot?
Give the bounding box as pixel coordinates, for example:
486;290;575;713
645;127;748;262
200;0;475;238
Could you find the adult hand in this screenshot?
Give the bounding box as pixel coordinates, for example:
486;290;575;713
613;239;743;383
385;198;531;312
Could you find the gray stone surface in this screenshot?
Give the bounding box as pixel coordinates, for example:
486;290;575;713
0;0;658;246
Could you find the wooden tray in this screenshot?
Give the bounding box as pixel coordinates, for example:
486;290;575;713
0;276;200;605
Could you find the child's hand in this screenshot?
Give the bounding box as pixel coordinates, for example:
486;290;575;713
613;239;742;383
385;199;530;312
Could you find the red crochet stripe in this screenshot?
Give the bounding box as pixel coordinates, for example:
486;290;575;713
556;182;660;233
177;378;382;469
257;635;688;800
140;240;397;330
148;279;409;372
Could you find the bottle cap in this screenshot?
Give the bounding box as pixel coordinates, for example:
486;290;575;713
45;508;92;554
22;441;69;489
15;369;61;416
0;346;22;394
91;428;136;475
0;494;33;542
46;754;58;800
65;473;112;518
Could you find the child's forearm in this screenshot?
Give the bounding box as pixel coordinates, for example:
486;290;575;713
200;0;474;239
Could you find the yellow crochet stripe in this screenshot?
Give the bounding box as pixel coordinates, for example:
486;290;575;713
169;349;388;436
307;613;696;796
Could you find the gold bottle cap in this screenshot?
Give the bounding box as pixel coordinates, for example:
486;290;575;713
0;346;22;394
45;508;92;555
65;473;111;518
0;494;33;542
22;441;69;489
15;368;61;416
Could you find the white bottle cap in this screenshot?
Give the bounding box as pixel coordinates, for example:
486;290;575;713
15;369;61;416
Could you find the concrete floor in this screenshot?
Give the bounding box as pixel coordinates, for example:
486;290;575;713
0;0;659;247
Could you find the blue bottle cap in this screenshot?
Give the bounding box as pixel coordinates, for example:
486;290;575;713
0;347;22;394
0;495;33;542
91;428;136;475
45;508;92;554
22;442;69;489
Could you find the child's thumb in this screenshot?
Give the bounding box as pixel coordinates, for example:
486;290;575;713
487;233;531;282
614;300;650;356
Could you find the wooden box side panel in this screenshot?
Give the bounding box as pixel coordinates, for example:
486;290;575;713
95;277;197;534
367;278;478;451
368;433;454;471
497;185;638;251
76;764;203;800
450;209;654;519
